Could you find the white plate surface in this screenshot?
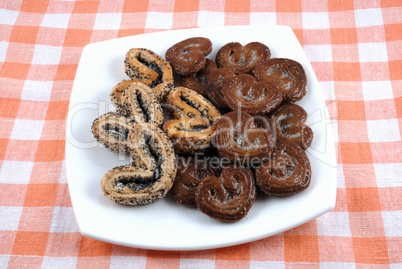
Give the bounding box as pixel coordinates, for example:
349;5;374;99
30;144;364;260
66;25;337;251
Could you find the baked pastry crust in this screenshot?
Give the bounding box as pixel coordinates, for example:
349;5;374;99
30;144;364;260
255;139;311;196
222;73;283;115
101;123;177;205
165;37;213;75
216;42;271;74
124;48;173;101
254;58;307;103
195;164;256;222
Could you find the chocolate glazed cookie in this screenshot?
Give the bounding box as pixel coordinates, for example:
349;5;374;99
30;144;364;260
214;111;275;163
170;156;219;207
204;67;235;110
269;103;313;150
180;59;217;96
255;140;311;196
254;58;307;103
165;37;213;75
222;74;283;115
195;165;256;222
216;42;271;74
101;123;177;205
124;48;173;101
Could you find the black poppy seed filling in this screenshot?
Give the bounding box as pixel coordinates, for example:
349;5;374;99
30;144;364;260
135;90;151;123
179;93;213;123
136;53;163;88
142;132;163;182
104;123;129;141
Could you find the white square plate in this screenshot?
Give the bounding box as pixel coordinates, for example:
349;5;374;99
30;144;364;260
66;25;337;250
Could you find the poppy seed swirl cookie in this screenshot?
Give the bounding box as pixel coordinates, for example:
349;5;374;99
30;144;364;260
222;74;283;115
91;112;136;153
216;42;271;74
110;82;163;128
124;48;173;101
163;87;220;154
101;123;177;205
214;111;275;163
195;164;256;222
165;37;213;75
254;58;307;103
255;140;311;196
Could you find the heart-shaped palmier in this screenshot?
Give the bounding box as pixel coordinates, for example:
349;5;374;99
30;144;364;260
101;123;177;205
91;112;136;153
255;139;311;196
164;117;217;154
124;48;173;101
216;42;271;74
165;37;213;75
180;59;217;96
170;156;219;207
222;74;283;115
195;164;256;222
204;67;236;110
269;103;313;150
214;111;274;163
110;81;164;127
254;58;307;103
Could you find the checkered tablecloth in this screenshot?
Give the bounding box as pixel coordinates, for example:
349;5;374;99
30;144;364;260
0;0;401;268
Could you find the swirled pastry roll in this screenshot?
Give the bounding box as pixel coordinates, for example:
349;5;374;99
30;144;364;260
170;156;219;207
222;74;283;115
255;140;311;196
195;165;256;222
254;58;307;103
214;111;275;163
204;67;235;110
269;103;313;150
91;112;136;153
165;37;213;75
124;48;174;101
101;123;177;205
216;42;271;74
110;82;164;128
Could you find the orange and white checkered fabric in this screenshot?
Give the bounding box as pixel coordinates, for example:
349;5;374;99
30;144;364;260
0;0;401;268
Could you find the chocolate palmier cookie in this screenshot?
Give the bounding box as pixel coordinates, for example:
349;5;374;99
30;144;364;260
124;48;173;101
195;165;256;222
214;111;275;163
269;103;313;150
204;67;235;110
91;112;136;153
101;123;177;205
222;74;283;115
255;140;311;196
216;42;271;74
180;59;217;96
165;37;213;75
254;58;307;103
171;156;219;207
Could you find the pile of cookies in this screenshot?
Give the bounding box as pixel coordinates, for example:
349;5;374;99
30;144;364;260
91;37;313;222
